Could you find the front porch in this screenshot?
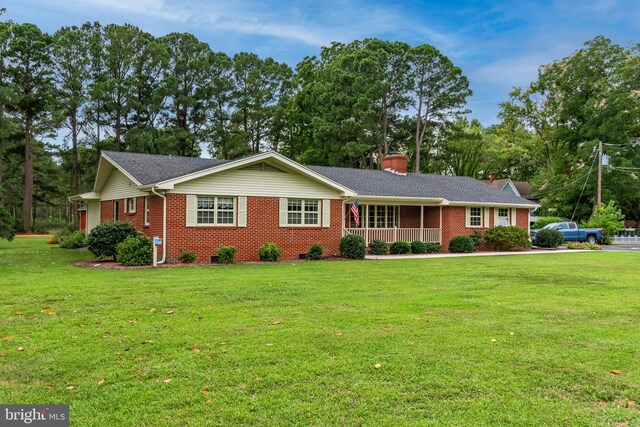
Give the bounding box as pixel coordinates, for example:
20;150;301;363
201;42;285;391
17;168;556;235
342;203;442;244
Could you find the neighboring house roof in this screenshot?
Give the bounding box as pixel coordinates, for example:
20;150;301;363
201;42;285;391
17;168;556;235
512;181;534;199
485;178;535;200
95;151;537;206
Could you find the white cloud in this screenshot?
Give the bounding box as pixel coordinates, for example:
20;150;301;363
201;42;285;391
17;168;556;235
66;0;190;23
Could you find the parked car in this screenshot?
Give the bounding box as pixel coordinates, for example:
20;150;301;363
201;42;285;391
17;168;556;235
530;222;604;244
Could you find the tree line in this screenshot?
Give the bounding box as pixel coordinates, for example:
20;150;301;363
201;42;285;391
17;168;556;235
0;15;638;231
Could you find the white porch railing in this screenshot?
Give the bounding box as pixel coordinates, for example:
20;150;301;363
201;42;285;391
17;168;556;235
344;228;441;243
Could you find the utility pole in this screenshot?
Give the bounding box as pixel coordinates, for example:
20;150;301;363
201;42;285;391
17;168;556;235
597;140;603;210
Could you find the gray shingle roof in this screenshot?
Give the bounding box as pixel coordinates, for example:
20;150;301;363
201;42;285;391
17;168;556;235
102;151;230;185
307;166;536;205
101;151;536;205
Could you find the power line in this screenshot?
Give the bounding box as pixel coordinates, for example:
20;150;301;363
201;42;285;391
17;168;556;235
570;151;598;221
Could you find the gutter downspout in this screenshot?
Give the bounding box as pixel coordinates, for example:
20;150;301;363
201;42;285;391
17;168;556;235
150;187;167;264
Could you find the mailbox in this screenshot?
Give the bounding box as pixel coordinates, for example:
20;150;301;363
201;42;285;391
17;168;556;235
153;237;162;246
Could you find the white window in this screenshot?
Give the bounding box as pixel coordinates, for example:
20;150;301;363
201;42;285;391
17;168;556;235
496;208;510;226
125;197;136;214
196;196;235;225
365;205;399;228
144;196;150;226
467;207;483;228
287;199;319;225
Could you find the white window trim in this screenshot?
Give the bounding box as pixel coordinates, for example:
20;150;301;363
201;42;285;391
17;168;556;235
494;207;511;227
365;205;400;229
196;196;236;227
286;198;320;227
466;206;484;228
125;197;136;214
144;196;150;226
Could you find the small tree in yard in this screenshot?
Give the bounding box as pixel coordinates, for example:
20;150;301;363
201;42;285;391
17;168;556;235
87;221;137;260
0;207;15;241
581;201;624;245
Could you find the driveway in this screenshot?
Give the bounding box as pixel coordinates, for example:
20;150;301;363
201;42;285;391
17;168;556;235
601;244;640;252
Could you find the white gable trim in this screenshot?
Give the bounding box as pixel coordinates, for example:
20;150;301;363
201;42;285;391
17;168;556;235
502;179;522;197
139;152;356;197
93;153;143;193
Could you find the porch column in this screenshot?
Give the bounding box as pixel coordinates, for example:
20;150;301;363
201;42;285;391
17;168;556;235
364;204;369;246
420;205;424;241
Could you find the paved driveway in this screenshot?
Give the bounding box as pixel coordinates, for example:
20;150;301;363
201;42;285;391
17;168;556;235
602;244;640;252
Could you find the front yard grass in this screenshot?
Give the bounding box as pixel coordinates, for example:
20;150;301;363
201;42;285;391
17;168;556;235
1;238;639;425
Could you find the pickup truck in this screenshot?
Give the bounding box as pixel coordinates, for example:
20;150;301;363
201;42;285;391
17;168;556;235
531;222;604;244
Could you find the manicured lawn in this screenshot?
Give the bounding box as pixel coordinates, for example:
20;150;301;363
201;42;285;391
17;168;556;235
1;238;639;425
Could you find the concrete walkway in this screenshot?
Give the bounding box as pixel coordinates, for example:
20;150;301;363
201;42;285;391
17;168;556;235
366;249;594;260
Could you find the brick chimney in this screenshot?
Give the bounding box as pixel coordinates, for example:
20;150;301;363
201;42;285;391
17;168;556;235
489;172;496;182
381;152;408;175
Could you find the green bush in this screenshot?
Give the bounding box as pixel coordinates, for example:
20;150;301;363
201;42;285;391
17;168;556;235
60;231;86;249
484;226;531;251
470;230;485;250
424;242;441;253
340;234;366;259
0;207;15;241
567;241;602;250
115;234;153;266
258;242;283;262
177;249;197;263
448;235;475;253
217;245;237;264
410;240;427;254
86;221;137;260
581;200;624;245
534;228;564;248
390;240;411;254
532;216;565;230
369;239;388;255
307;243;324;260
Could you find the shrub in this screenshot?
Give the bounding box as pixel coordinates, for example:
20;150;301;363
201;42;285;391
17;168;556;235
258;242;283;262
581;200;624;245
86;221;137;260
534;228;564;248
369;239;388;255
54;226;74;241
217;245;237;264
566;241;602;250
307;243;324;260
0;207;15;241
115;234;153;266
177;249;197;263
340;234;366;259
424;242;441;253
470;230;485;250
484;226;531;251
47;236;60;245
448;235;475;253
532;216;565;230
410;240;427;254
390;240;411;255
60;231;86;249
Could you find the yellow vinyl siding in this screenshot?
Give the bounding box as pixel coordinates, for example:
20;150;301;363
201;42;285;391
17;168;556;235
170;164;342;199
86;200;101;232
101;169;147;201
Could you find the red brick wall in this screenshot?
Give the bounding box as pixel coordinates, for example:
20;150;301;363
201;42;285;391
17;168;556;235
381;154;408;174
398;206;441;229
164;195;343;263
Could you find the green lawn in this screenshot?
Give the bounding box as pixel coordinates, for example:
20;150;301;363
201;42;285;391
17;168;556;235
1;238;639;426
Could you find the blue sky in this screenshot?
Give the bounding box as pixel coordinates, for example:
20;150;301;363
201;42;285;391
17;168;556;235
5;0;640;125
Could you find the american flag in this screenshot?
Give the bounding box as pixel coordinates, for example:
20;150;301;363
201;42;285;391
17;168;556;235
350;200;360;227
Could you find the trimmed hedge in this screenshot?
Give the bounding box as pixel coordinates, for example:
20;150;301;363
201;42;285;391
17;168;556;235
369;239;388;255
258;242;283;262
424;242;441;253
390;240;411;255
534;228;564;248
410;240;427;254
217;245;237;264
484;226;531;251
177;249;197;263
448;235;475;253
307;243;324;260
340;234;366;259
87;221;137;260
115;234;153;266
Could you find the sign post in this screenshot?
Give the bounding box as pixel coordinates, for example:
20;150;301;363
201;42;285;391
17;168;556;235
153;237;162;267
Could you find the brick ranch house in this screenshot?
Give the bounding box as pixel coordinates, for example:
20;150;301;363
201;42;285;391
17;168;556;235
69;151;539;263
